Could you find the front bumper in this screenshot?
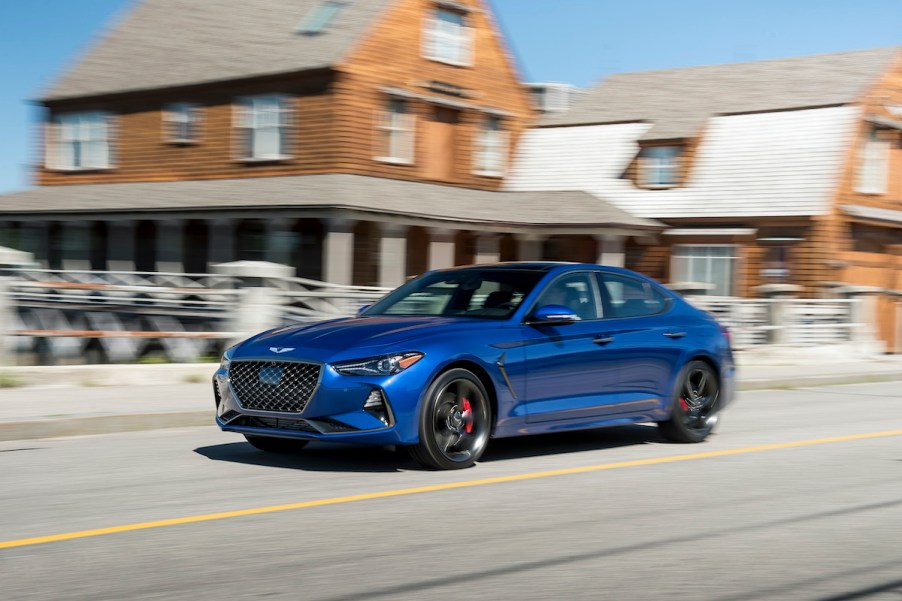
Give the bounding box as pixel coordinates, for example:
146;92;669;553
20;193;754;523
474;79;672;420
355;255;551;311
212;362;424;446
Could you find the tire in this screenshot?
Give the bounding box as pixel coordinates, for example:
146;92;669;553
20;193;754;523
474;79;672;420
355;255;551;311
244;434;309;454
407;368;492;470
658;360;721;443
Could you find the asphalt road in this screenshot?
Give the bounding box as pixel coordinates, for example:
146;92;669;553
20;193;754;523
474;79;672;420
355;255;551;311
2;381;901;601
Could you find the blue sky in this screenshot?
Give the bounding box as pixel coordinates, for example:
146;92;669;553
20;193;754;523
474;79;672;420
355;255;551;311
0;0;898;194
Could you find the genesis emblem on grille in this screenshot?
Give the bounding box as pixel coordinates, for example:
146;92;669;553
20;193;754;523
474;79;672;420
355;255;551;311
229;360;321;413
269;347;295;354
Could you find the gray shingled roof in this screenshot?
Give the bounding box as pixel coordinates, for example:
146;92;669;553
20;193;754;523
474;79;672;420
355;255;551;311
542;46;901;140
42;0;394;101
0;174;662;231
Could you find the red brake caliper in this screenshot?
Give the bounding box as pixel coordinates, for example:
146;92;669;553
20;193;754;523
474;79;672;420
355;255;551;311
461;398;474;434
679;397;689;412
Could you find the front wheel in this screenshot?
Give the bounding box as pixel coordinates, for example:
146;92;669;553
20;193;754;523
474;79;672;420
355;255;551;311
244;435;309;454
407;369;492;470
658;361;720;443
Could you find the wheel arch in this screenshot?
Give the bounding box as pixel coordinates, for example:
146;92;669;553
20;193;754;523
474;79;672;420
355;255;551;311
435;359;500;434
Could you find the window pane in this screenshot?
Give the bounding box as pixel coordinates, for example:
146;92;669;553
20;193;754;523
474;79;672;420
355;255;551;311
536;273;599;320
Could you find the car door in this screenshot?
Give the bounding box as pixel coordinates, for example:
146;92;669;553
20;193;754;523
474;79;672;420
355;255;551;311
521;271;623;423
594;271;686;415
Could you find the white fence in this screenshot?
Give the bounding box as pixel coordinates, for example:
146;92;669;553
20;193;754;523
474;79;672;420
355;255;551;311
0;267;871;364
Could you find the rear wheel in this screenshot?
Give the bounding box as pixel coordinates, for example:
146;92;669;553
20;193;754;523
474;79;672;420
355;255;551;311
408;369;492;470
244;435;309;454
658;361;720;443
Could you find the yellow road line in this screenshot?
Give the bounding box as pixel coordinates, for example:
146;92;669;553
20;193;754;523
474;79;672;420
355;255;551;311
3;429;901;551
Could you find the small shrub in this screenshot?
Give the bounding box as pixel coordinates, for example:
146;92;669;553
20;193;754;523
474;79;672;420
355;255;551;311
183;373;207;384
0;372;23;389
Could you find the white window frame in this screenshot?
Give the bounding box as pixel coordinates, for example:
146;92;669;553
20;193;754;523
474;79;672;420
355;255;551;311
423;8;474;67
641;146;681;188
234;95;292;161
375;98;416;165
48;112;113;171
473;114;509;177
855;128;890;194
671;244;740;297
163;103;201;144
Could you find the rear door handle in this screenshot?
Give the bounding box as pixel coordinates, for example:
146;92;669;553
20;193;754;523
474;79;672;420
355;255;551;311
593;336;615;346
664;332;687;339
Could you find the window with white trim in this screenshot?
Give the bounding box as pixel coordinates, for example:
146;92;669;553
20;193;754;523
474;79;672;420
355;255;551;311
856;128;889;194
163;103;201;143
641;146;681;187
423;8;473;66
235;95;291;160
49;112;112;170
376;98;416;164
671;245;739;297
474;115;508;176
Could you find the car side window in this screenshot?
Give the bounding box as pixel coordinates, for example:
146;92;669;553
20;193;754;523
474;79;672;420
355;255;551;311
598;272;668;318
534;273;601;320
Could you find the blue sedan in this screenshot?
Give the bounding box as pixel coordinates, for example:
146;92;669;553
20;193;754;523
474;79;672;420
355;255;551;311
214;263;735;470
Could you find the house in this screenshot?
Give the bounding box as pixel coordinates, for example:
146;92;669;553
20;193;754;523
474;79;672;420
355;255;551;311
0;0;659;287
505;47;902;350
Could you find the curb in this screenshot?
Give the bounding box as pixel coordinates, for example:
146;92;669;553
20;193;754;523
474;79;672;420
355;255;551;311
0;411;211;443
1;374;900;443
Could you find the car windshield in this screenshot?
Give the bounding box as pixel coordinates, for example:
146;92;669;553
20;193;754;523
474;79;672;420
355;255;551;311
363;269;546;320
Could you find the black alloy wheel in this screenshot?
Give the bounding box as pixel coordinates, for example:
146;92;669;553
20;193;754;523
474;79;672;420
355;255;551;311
244;435;309;453
658;360;720;443
408;368;492;470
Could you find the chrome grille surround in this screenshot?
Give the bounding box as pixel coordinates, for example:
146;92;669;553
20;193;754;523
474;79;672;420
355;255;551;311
228;360;322;414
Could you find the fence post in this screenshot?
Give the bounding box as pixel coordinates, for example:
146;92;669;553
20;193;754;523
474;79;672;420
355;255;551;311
755;284;801;345
212;261;295;343
0;246;34;366
838;285;885;354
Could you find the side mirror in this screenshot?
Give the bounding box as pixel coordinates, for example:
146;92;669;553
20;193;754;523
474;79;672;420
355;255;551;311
528;305;580;326
357;305;371;316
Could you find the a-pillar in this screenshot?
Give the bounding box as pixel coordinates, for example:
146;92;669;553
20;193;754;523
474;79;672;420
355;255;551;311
516;233;545;262
428;228;456;271
266;218;297;266
378;223;409;288
596;234;625;268
208;219;236;267
156;219;185;273
62;221;92;271
474;233;501;265
106;220;136;271
322;218;355;286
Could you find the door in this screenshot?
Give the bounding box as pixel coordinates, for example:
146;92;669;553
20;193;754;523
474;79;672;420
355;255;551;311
523;272;622;423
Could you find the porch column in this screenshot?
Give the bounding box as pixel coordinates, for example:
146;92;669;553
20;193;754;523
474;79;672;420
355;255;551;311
377;223;409;289
428;228;456;271
208;219;236;267
266;218;297;266
322;218;355;286
62;221;91;271
474;233;501;265
596;234;625;267
516;233;546;261
106;220;136;272
155;219;185;273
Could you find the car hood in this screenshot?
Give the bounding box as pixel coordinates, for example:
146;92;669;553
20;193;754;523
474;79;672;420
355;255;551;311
235;316;486;362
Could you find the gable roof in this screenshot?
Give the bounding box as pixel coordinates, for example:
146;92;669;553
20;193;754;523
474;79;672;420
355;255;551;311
0;174;662;232
507;105;861;219
42;0;394;102
541;46;901;140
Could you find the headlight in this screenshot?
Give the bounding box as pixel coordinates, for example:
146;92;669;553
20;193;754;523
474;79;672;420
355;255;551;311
333;352;424;376
220;345;237;371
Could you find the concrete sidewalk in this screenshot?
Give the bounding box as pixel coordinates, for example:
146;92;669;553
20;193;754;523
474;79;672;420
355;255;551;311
1;350;900;442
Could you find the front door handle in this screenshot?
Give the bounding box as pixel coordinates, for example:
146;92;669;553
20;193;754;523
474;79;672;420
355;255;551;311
664;332;687;339
593;336;615;346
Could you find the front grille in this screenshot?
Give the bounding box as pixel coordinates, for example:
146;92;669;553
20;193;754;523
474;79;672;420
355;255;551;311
229;360;321;413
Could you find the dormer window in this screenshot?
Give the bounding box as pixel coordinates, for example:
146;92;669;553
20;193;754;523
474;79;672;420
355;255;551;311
296;1;346;35
641;146;682;188
423;7;473;67
163;103;201;144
